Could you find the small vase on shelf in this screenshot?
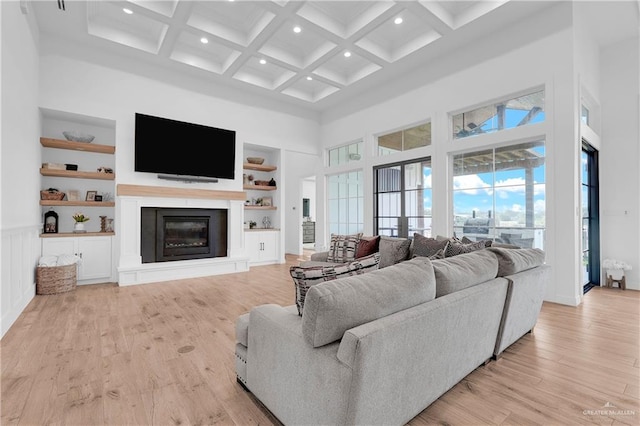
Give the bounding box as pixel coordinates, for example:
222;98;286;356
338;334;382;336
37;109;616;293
73;222;86;233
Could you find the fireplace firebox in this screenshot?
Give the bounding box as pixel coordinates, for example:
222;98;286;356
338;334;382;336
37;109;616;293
141;208;227;263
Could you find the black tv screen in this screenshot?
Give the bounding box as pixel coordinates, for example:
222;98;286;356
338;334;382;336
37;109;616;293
135;113;236;180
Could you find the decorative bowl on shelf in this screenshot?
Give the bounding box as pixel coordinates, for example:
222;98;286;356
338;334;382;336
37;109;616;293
246;157;265;164
62;131;95;143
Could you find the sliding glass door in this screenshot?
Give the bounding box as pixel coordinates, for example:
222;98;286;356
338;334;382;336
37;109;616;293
374;158;432;238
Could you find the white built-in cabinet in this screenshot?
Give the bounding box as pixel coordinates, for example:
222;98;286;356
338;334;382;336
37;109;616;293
42;236;112;283
245;230;279;265
39;108;116;284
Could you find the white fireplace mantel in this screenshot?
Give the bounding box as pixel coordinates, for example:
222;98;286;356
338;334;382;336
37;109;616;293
116;184;249;286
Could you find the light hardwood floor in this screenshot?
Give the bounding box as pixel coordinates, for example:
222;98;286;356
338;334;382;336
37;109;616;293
2;255;638;425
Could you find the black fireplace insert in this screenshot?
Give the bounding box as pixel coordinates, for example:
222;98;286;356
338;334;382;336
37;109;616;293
141;207;227;263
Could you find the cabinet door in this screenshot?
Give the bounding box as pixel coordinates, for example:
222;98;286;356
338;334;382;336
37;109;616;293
42;238;76;257
77;237;112;280
260;231;278;262
244;232;262;262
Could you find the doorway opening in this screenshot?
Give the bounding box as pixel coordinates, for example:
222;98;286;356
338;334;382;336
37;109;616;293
302;176;316;254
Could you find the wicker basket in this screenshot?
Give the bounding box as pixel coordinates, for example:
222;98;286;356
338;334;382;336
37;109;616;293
36;263;77;295
40;190;65;201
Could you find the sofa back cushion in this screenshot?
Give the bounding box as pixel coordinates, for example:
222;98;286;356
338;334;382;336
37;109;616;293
432;249;499;297
378;236;411;268
488;247;545;276
291;253;380;315
302;257;436;348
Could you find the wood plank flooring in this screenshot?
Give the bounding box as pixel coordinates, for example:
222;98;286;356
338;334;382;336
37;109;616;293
2;255;638;425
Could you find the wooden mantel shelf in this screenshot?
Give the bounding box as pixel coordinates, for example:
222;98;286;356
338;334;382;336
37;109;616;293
117;184;246;200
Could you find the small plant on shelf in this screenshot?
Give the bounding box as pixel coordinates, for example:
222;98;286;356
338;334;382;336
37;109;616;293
72;212;90;223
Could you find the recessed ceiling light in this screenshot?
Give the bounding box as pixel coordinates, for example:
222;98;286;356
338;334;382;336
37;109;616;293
123;8;133;15
394;17;403;25
293;26;302;33
200;37;208;44
344;51;351;58
259;59;267;65
306;76;313;81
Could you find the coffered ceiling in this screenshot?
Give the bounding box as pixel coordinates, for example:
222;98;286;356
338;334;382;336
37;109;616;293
29;1;639;113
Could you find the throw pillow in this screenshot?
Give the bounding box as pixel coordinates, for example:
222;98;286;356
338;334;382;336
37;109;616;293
378;236;411;268
444;240;487;257
290;252;380;315
356;235;380;258
461;236;492;248
411;233;449;258
326;233;362;263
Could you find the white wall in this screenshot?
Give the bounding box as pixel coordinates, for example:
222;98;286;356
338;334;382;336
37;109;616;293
1;1;42;337
283;150;321;255
319;26;583;306
600;36;640;290
37;49;321;278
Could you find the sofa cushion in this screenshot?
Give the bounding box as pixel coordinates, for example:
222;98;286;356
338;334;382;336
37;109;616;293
326;233;362;262
302;257;436;348
356;235;380;258
378;236;411;268
290;253;380;315
488;247;545;276
432;250;499;297
411;233;449;258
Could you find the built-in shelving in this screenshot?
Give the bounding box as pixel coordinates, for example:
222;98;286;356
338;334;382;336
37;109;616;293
243;163;277;172
40;200;116;207
40;168;115;180
41;137;115;154
40;231;115;238
243;184;276;191
244;206;277;210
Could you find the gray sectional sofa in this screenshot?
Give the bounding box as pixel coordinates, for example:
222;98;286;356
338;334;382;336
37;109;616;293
235;247;549;426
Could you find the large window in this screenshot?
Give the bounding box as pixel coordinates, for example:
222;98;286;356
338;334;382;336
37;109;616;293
452;90;545;139
374;158;432;238
328;140;363;167
452;141;545;248
327;171;363;235
378;122;431;156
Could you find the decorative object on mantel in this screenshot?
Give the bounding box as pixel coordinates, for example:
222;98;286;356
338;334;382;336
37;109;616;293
105;218;114;233
246;157;265;164
72;212;90;233
249;221;257;229
268;178;276;186
602;258;632;290
40;188;65;201
85;190;97;201
62;131;95;143
100;216;107;233
44;209;58;234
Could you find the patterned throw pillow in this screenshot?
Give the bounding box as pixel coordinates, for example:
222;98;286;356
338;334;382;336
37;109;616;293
326;233;362;263
411;233;449;258
378;237;411;268
356;235;380;258
461;236;493;248
290;253;381;315
444;240;487;257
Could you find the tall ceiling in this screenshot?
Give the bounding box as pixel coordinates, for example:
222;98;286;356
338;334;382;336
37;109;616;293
30;1;639;115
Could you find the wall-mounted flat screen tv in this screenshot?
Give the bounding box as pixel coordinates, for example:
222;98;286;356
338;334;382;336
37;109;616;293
135;113;236;180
